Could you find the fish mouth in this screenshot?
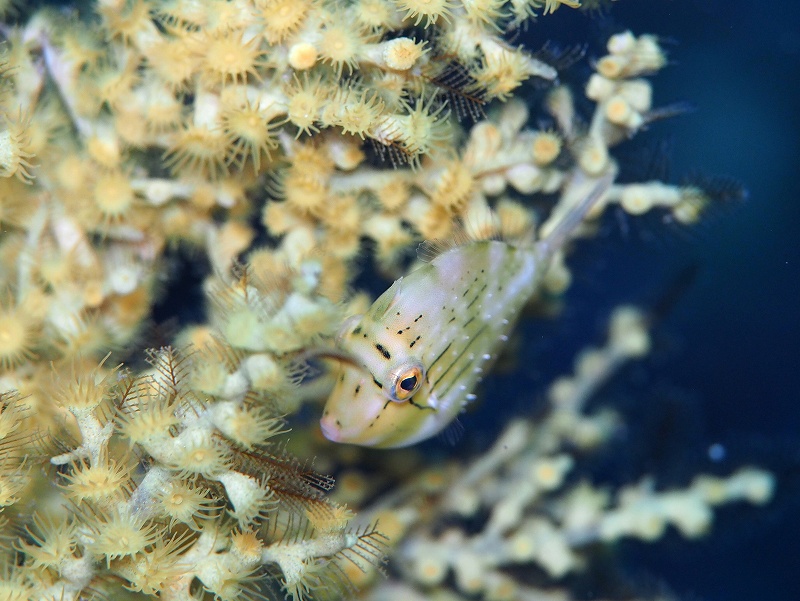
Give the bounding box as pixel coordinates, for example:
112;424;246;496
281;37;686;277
319;415;341;442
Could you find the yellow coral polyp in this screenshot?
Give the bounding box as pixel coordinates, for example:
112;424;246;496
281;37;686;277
90;169;137;225
318;19;367;75
397;0;454;28
142;82;185;133
90;508;161;567
531;130;562;166
376;179;411;212
0;305;38;370
533;0;582;15
18;514;77;571
164;124;229;178
496;199;535;240
377;97;449;165
217;405;286;448
156;480;216;529
172;435;233;478
61;457;132;504
577;136;610;175
418;202;455;240
144;35;198;90
94;59;140;110
281;170;329;216
382;37;426;71
287;42;318;70
86;130;122;169
324;89;384;139
240;354;286;395
97;0;153;44
0;111;36;184
356;0;398;29
476;48;531;100
230;529;264;562
200;29;264;87
54;360;116;414
429;159;475;213
259;0;312;45
221;99;280;171
117;396;180;446
285;74;328;136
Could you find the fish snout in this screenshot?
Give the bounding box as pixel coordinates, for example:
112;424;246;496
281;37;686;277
319;413;342;442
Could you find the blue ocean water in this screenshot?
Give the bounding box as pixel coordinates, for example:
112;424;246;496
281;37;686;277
502;2;800;599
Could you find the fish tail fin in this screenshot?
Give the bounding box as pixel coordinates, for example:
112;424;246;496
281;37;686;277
537;172;614;261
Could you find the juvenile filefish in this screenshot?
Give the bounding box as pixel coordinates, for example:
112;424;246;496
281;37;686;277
320;176;611;448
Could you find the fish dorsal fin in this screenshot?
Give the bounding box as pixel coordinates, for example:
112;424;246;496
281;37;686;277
416;211;502;262
416;236;463;262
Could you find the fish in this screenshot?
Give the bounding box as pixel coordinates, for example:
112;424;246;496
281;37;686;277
320;175;612;448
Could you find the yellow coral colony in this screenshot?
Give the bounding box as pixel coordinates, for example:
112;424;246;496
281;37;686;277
0;1;772;601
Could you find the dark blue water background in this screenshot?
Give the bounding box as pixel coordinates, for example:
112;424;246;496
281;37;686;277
484;2;800;599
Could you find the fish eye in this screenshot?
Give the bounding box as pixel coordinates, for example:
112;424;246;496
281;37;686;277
388;361;424;402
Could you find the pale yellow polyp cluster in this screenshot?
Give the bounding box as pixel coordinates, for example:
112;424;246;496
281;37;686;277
345;308;774;599
0;1;771;600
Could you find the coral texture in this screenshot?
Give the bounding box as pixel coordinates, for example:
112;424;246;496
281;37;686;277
0;1;772;600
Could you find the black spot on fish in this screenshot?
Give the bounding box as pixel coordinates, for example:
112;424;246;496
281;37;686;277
355;384;360;394
397;330;404;335
372;376;383;389
375;343;391;360
353;325;362;335
414;314;423;322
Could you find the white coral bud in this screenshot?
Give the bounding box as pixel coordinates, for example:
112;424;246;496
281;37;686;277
217;471;274;527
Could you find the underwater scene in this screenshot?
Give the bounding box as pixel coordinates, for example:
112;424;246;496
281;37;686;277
0;0;797;600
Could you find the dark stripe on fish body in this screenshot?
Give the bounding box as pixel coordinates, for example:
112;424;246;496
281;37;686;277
375;343;391;360
438;346;485;400
409;398;434;411
431;323;489;392
436;325;497;400
428;341;453;372
466;283;488;310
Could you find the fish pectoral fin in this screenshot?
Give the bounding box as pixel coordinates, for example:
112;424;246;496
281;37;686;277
299;346;363;369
